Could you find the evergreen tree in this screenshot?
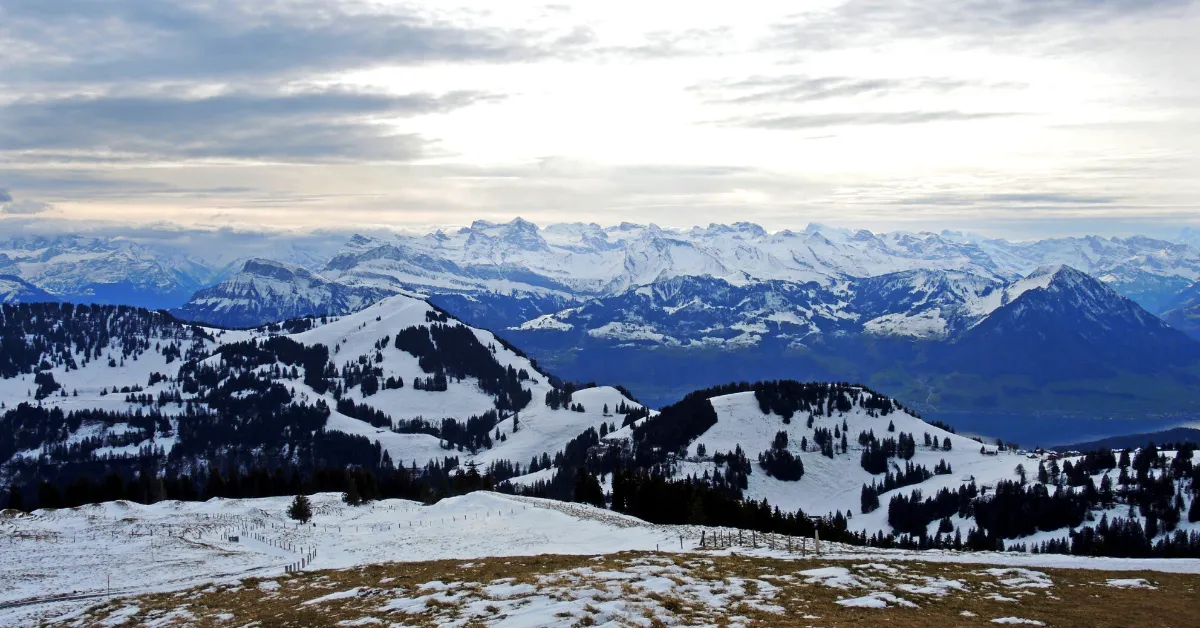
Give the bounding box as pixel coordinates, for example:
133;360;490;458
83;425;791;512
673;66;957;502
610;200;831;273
860;483;880;513
573;467;605;508
1190;496;1200;524
342;471;363;506
5;484;24;512
288;494;313;522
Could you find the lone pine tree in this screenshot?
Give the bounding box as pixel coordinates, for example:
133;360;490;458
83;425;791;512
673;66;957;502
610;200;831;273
342;470;363;506
288;494;313;522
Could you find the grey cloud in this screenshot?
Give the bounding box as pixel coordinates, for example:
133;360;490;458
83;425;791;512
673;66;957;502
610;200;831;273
766;0;1190;52
897;193;1121;207
0;0;569;85
692;75;990;105
0;188;55;214
608;27;733;60
724;110;1019;130
1;199;55;215
983;193;1117;205
0;89;496;162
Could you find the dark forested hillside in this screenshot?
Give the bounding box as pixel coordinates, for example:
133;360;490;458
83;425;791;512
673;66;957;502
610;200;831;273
0;302;210;378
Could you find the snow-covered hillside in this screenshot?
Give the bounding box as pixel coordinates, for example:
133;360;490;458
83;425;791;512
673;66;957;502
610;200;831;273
669;390;984;519
283;296;643;470
622;385;1199;551
0;295;643;484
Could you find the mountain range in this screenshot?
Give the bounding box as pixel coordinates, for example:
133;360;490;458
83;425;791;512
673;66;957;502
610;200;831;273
507;265;1200;414
5;221;1200;318
4;220;1200;418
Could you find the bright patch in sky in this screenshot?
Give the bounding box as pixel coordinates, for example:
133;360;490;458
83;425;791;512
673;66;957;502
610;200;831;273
1;0;1198;237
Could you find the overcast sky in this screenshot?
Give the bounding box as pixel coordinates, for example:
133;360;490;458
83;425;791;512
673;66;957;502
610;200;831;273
2;0;1198;239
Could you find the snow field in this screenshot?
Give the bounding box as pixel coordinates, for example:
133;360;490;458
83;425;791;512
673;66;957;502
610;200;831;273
44;529;1200;627
4;490;1200;625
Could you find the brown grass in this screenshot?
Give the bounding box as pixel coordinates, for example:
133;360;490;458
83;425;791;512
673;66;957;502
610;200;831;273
69;551;1200;627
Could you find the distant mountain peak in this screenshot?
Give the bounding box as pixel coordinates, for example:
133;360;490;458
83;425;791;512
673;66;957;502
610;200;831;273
507;216;537;230
468;219;499;231
174;258;388;328
731;221;767;237
1028;263;1082;278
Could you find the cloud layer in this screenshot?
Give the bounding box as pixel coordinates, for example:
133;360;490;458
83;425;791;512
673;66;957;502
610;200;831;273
1;0;1197;237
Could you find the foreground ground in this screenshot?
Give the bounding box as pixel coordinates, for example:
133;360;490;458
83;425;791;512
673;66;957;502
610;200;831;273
3;492;1199;626
61;552;1200;627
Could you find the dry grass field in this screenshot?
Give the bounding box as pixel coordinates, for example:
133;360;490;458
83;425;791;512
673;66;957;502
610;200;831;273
67;551;1200;627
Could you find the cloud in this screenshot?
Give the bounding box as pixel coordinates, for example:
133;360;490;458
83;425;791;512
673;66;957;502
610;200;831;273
691;75;994;105
0;197;55;215
604;27;734;60
765;0;1191;52
896;193;1121;207
722;110;1020;130
0;189;54;215
982;193;1118;205
0;88;498;162
0;0;573;85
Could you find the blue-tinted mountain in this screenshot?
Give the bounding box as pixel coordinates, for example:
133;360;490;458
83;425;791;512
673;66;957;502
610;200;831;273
1160;280;1200;340
503;265;1200;416
0;275;57;304
173;258;390;328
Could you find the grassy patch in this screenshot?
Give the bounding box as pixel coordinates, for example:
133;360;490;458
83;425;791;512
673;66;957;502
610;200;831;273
74;552;1199;627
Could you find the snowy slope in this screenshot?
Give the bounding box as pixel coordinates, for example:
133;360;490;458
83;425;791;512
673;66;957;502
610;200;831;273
287;296;643;469
651;389;1199;544
670;391;991;521
0;294;643;476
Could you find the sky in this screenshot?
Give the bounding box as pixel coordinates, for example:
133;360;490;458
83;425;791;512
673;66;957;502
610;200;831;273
2;0;1199;240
